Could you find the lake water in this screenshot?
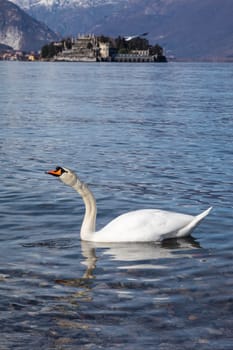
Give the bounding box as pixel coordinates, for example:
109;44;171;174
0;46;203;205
0;61;232;349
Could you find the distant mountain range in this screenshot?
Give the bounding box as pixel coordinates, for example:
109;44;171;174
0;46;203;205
1;0;233;59
10;0;125;9
0;0;59;51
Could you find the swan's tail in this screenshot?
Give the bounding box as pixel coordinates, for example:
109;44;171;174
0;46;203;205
177;207;212;237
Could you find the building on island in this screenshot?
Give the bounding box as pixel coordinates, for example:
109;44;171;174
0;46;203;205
55;34;166;62
55;34;97;62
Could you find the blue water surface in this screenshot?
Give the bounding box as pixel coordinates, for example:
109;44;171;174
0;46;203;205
0;61;232;349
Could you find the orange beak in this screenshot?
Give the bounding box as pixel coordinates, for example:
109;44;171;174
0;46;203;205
47;168;62;177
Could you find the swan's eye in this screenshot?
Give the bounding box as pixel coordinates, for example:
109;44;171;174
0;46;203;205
56;166;68;174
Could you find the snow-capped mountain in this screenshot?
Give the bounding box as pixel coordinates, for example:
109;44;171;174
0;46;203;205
0;0;59;51
11;0;125;10
10;0;233;60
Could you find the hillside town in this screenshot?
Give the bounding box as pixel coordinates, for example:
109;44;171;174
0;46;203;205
0;49;39;61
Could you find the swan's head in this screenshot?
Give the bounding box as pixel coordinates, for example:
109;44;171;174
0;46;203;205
47;166;78;187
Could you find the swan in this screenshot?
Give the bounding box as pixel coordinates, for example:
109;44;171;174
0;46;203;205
47;166;212;243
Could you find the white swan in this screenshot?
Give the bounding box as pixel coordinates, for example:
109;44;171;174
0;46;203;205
47;166;212;243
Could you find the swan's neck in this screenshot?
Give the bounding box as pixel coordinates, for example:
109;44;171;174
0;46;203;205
72;180;97;240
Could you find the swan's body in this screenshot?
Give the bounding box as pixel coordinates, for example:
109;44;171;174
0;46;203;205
47;167;212;243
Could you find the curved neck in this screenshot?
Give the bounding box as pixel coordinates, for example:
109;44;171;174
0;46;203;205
72;180;97;240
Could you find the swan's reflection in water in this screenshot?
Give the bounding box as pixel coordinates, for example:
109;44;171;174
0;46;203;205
52;237;204;348
80;236;201;278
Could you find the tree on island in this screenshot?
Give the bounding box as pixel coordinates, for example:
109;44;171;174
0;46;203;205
149;44;164;57
41;38;72;59
41;42;61;59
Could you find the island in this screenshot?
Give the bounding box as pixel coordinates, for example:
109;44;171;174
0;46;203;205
41;34;167;63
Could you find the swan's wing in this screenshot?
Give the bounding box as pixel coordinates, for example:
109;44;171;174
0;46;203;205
93;209;194;242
